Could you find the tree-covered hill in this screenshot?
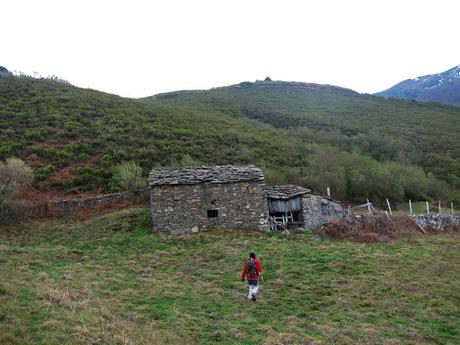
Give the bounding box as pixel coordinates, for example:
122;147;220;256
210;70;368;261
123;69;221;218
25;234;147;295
1;73;459;205
146;79;460;180
0;75;311;196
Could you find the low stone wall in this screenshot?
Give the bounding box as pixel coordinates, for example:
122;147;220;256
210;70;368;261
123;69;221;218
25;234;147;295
337;214;460;232
23;189;149;218
410;214;460;231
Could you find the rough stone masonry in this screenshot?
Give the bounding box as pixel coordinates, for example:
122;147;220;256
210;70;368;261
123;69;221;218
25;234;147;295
149;165;269;234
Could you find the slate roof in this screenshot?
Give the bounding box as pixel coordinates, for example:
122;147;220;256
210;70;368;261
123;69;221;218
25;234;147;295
266;185;311;199
149;165;265;186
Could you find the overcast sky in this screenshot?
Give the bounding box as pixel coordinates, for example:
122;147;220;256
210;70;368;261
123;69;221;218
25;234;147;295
2;0;459;98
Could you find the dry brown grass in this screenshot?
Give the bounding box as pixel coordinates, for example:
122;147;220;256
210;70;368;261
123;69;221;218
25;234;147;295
445;223;460;233
320;215;423;243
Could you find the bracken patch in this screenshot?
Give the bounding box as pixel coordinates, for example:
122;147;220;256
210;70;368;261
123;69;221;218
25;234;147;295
320;215;422;243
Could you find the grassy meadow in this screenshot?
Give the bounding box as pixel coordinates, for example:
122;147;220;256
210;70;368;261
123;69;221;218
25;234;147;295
1;207;459;345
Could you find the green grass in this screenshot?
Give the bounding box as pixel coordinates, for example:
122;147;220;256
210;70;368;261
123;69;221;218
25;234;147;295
1;207;460;344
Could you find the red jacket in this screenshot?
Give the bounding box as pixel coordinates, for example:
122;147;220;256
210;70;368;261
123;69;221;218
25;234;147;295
242;258;262;281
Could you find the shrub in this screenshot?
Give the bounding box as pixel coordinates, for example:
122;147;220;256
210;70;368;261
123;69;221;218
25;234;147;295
79;153;90;161
71;167;111;192
0;198;23;223
0;157;33;197
28;146;70;167
453;194;460;209
0;141;23;160
239;81;254;88
112;161;146;191
100;154;113;167
34;164;55;182
64;143;92;154
24;129;46;140
0;157;32;223
175;154;200;167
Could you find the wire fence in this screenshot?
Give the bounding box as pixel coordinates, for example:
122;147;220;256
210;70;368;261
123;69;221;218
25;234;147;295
349;199;459;217
321;187;458;217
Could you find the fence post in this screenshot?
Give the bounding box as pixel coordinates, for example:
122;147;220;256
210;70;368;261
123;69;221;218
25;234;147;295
386;198;392;215
452;202;454;217
438;201;442;215
366;199;372;214
426;201;430;215
327;187;331;199
409;199;413;215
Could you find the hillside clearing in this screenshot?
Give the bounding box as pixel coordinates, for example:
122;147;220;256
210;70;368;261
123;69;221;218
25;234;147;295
1;207;459;344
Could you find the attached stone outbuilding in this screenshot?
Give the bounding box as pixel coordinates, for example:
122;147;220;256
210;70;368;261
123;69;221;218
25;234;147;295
266;185;311;230
149;165;269;234
302;194;344;228
266;185;344;230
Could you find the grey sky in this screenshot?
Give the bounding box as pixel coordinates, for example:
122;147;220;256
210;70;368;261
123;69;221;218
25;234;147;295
2;0;459;98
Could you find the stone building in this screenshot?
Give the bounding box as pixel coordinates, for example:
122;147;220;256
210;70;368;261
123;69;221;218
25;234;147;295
266;185;311;230
302;193;344;228
149;165;344;234
266;185;344;230
149;165;269;234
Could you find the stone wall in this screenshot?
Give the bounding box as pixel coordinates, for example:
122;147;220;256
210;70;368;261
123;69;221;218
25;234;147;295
302;194;344;228
23;189;149;218
410;214;460;231
150;181;269;234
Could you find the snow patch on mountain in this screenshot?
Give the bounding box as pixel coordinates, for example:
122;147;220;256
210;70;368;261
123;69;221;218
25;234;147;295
375;64;460;106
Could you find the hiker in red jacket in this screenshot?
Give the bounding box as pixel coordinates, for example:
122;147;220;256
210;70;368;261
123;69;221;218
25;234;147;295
241;252;262;301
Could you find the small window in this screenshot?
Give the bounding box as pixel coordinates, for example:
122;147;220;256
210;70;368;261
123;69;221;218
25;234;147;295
321;204;328;215
207;209;218;218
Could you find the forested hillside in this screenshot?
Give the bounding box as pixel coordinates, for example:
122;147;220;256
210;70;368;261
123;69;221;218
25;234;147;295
1;73;459;205
147;80;460;182
0;75;311;195
146;79;460;204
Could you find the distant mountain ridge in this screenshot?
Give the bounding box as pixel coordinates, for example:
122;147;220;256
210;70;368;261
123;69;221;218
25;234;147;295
0;65;11;77
376;65;460;106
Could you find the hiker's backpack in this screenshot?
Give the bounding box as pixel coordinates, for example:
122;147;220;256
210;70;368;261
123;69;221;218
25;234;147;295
246;259;256;279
